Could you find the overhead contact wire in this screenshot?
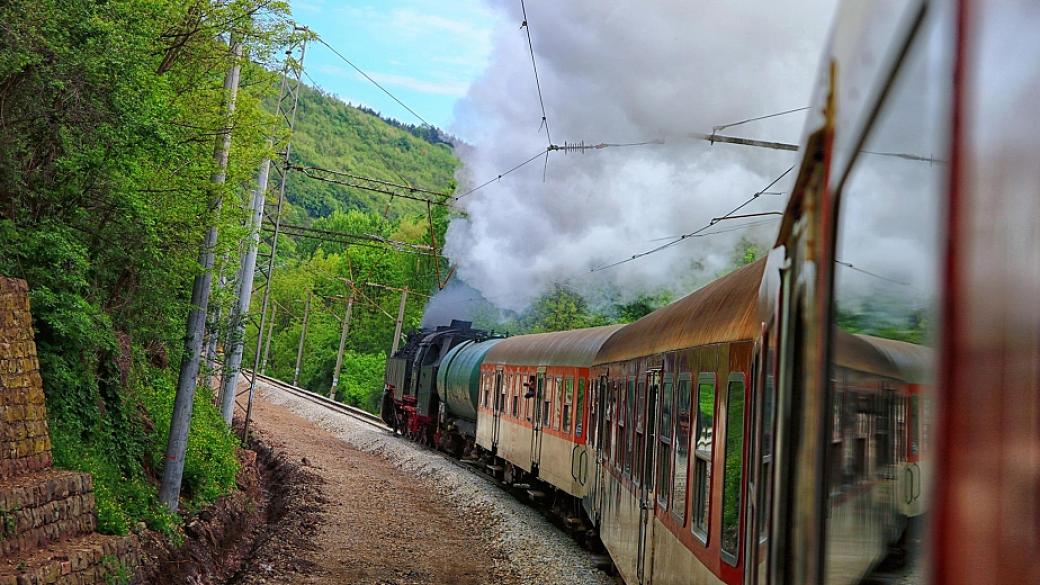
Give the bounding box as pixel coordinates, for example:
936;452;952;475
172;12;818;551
455;148;549;200
520;0;551;145
316;37;434;128
590;166;794;272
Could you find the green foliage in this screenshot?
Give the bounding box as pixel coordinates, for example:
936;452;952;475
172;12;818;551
142;378;240;509
284;85;458;219
523;284;607;333
331;351;389;412
0;0;286;538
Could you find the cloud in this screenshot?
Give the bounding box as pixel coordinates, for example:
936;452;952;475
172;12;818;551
368;72;470;97
445;0;838;310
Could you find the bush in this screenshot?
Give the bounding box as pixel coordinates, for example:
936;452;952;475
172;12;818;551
50;365;238;536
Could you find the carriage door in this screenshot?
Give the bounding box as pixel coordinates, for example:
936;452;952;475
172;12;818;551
637;369;661;584
531;369;546;467
491;368;504;450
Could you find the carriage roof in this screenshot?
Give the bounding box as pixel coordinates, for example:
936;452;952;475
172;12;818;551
484;324;625;368
594;259;766;365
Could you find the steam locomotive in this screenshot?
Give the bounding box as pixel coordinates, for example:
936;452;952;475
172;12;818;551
382;1;1039;583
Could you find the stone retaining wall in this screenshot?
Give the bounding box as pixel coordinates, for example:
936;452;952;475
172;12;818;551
0;277;138;584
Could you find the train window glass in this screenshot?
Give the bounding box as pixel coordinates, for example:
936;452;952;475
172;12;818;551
551;377;561;430
576;378;586;438
603;380;607;458
542;378;551;427
671;375;692;523
825;8;944;583
692;374;716;541
721;378;746;561
563;377;574;433
625;378;636;477
644;375;658;490
657;374;674;507
497;371;506;415
483;374;490;408
634;379;646;485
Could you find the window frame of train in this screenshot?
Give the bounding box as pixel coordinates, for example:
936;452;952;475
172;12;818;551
617;378;626;472
692;371;717;544
526;375;536;422
576;378;586;438
511;374;519;418
634;377;647;487
656;372;675;509
483;373;491;408
643;370;659;490
625;376;637;478
563;377;575;433
670;372;693;525
552;376;562;431
721;372;748;565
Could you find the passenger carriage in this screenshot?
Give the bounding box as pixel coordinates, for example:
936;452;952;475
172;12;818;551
474;325;623;499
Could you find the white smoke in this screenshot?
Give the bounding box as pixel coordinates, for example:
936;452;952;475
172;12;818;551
445;0;838;310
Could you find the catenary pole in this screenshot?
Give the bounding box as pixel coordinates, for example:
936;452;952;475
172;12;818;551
261;302;276;374
218;141;272;423
160;39;242;512
390;287;408;355
241;29;308;443
293;291;311;386
329;292;355;399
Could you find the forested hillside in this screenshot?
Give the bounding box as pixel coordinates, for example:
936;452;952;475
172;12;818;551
284;85;458;220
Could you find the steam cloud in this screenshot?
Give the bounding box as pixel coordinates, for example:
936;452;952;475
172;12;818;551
444;0;838;311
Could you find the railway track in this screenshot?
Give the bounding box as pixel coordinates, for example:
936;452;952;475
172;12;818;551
247;371;392;432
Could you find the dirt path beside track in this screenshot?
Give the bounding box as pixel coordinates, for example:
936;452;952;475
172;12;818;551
242;397;512;585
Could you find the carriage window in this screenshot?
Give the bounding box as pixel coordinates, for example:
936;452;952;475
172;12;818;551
563;377;574;433
692;374;716;541
483;374;490;407
634;379;646;485
671;375;692;523
644;375;658;490
657;374;674;506
576;378;586;437
825;8;943;583
511;376;519;417
625;378;636;477
553;378;561;428
604;381;613;459
611;380;619;466
498;371;507;414
721;377;746;561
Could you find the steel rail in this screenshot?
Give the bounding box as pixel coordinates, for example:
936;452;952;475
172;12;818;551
245;370;391;432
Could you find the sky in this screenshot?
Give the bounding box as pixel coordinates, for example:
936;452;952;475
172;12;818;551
289;1;840;314
290;0;499;132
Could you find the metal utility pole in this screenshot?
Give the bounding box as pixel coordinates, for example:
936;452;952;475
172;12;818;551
218;141;273;423
293;291;312;387
329;292;355;399
261;302;276;374
203;265;228;391
241;29;308;443
160;40;242;512
391;287;408;355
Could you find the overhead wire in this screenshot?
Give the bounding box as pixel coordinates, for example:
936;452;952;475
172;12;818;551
292;164;453;200
712;106;810;133
314;37;434;128
519;0;551;145
454;148;549;200
590;166;795;272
